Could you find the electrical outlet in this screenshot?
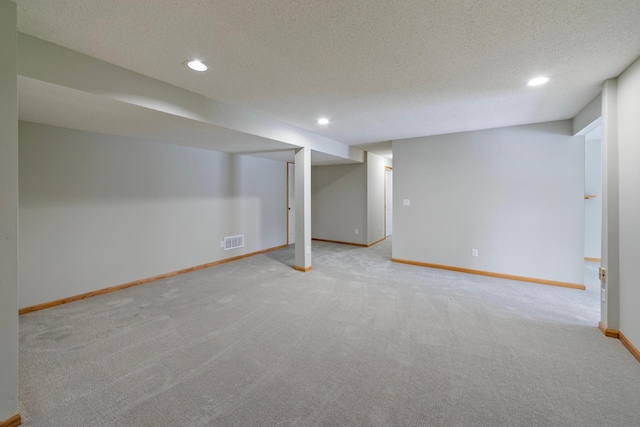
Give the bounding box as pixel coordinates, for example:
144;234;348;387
403;199;410;206
472;248;478;257
599;267;607;283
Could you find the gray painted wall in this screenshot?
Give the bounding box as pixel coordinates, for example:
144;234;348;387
584;132;602;259
311;163;367;245
393;120;585;285
19;122;286;309
311;152;388;246
617;56;640;348
600;80;620;330
0;0;18;421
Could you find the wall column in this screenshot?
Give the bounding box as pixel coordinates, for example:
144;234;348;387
294;148;312;271
600;79;620;330
0;0;20;425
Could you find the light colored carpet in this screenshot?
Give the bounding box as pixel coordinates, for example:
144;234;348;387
19;239;640;426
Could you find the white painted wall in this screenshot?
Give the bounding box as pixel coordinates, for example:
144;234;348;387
393;120;585;285
366;152;386;245
0;0;19;421
311;163;367;245
294;148;312;269
584;129;602;260
19;122;286;309
616;56;640;349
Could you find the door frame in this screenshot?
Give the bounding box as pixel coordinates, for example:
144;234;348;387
384;166;393;238
286;162;294;245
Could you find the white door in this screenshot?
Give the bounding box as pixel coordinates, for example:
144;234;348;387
385;168;393;237
288;163;295;244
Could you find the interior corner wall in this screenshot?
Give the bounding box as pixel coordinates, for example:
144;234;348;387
18;121;286;309
392;120;585;285
311;162;367;245
616;55;640;349
0;0;19;421
366;152;386;245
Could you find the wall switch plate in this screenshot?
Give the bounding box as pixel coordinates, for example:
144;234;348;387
403;199;410;206
472;248;478;257
220;241;224;248
601;288;606;303
355;228;359;235
306;246;311;255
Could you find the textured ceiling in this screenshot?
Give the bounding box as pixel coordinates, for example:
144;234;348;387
14;0;640;147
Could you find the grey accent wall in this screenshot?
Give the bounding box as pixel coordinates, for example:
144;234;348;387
311;163;367;245
601;80;620;330
393;120;585;285
617;56;640;348
19;122;286;309
0;0;18;421
366;152;386;245
311;152;388;246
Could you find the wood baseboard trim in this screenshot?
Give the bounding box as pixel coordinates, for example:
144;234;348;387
598;321;620;338
367;237;386;247
312;237;387;248
391;259;586;290
0;413;21;427
619;331;640;363
312;238;367;247
598;323;640;363
294;265;312;272
584;257;601;262
19;244;288;315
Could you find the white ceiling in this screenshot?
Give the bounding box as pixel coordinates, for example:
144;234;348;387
13;0;640;152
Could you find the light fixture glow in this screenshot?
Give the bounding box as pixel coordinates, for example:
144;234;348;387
527;76;549;87
186;60;208;72
317;117;330;125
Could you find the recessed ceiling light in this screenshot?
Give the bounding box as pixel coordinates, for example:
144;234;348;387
317;117;330;125
527;76;549;87
186;60;208;72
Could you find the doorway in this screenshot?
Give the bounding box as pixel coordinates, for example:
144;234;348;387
582;124;603;322
584;126;602;262
287;162;295;245
385;167;393;237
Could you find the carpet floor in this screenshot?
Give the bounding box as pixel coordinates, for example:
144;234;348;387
18;239;640;426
